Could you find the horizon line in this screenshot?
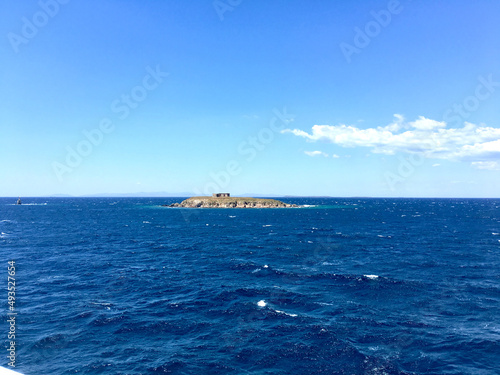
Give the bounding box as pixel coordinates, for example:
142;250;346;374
2;195;500;199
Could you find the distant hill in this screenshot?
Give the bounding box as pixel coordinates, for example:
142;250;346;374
79;192;194;198
44;192;327;198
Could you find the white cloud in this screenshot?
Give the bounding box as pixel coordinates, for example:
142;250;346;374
408;117;446;130
432;164;440;167
471;161;500;170
332;154;340;158
304;150;328;157
283;115;500;163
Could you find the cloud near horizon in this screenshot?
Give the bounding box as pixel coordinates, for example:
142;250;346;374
304;150;329;157
471;161;500;170
282;115;500;165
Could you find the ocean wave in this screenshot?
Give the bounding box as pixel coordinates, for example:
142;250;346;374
91;313;127;327
239;266;418;292
6;203;47;206
89;301;114;308
31;333;67;349
274;309;298;317
147;360;190;374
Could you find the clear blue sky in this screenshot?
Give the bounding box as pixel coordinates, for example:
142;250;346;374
1;0;499;197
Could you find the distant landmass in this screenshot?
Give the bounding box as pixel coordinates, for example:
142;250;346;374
79;192;194;198
47;192;305;198
43;192;334;198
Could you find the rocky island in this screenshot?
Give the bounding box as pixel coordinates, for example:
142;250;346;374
164;194;298;208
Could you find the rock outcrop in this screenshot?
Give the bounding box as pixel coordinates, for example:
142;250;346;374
163;196;298;208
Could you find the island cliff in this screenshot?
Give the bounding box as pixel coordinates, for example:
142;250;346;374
164;196;298;208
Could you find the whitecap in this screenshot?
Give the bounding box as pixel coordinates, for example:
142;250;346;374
143;221;151;224
492;233;499;236
275;309;298;317
229;216;236;218
364;275;379;280
257;300;267;307
263;264;269;268
15;203;47;206
263;225;272;227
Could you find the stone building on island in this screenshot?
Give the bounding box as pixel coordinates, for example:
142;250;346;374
212;193;230;198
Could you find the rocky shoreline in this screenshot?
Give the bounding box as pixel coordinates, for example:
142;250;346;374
163;196;298;208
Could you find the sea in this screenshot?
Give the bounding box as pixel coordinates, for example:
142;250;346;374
0;197;499;374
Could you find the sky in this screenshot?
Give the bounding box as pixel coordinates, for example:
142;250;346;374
1;0;500;197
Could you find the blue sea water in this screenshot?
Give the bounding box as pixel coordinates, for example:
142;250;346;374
1;197;499;374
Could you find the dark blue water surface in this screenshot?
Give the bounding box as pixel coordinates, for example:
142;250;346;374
1;197;499;374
